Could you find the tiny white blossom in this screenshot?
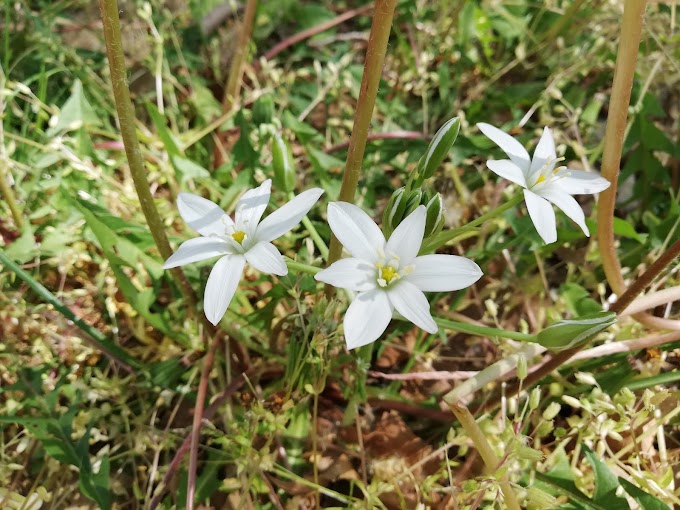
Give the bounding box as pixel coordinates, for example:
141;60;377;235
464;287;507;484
477;123;611;244
315;203;483;349
164;179;323;325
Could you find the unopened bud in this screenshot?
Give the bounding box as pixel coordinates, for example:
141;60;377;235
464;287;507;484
542;402;561;420
518;355;529;382
529;386;540;409
536;312;616;351
271;134;296;192
420;117;460;180
382;186;407;238
424;193;445;238
403;189;423;217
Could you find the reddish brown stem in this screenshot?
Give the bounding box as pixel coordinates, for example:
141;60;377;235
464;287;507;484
262;4;373;61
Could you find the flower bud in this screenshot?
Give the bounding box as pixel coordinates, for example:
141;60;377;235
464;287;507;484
403;189;423;217
420;117;460;180
536;312;616;351
529;387;540;410
542;402;561;421
271;134;296;192
253;95;275;125
424;193;445;238
382;186;407;238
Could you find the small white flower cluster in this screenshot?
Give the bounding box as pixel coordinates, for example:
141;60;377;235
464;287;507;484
164;125;609;349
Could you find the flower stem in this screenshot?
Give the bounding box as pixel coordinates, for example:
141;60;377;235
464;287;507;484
326;0;398;266
0;159;22;229
289;192;328;260
597;0;646;295
285;259;321;275
434;317;535;342
421;193;523;252
447;401;522;510
98;0;197;312
221;0;258;111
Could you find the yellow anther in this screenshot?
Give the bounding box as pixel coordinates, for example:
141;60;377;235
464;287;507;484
232;230;246;244
536;174;546;184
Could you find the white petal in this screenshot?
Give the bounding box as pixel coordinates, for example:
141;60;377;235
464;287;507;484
314;258;377;292
538;188;590;237
385;206;425;265
529;127;557;176
524;189;557;244
163;237;232;269
235;179;272;233
255;187;324;242
477;123;531;171
204;255;245;325
343;289;393;349
327;202;385;263
486;160;528;187
387;281;437;334
407;254;483;292
559;169;611;195
177;193;233;236
244;241;287;276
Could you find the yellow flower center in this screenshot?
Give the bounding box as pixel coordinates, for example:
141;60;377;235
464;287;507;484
380;265;398;284
232;230;246;244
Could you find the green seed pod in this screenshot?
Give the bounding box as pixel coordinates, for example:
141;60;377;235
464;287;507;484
420;117;460;180
424;193;445;238
536;311;616;351
253;95;275;125
271;134;296;192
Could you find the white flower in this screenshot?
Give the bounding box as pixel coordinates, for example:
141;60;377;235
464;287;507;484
164;179;323;325
477;123;611;244
315;203;483;349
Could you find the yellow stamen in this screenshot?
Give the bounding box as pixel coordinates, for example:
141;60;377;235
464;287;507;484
232;230;246;244
536;174;546;184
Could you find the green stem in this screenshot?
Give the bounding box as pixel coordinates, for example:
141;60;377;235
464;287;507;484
448;401;522;510
422;193;523;252
285;259;321;275
0;159;23;229
289;192;328;260
434;316;535;342
326;0;398;266
98;0;197;312
221;0;258;111
0;250;142;372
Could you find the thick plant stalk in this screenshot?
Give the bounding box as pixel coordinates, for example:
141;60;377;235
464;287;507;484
326;0;398;266
597;0;645;294
98;0;197;311
221;0;258;111
448;402;522;510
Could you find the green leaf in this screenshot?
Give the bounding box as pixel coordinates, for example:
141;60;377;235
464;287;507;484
583;445;631;510
146;102;182;157
536;312;616;351
618;478;670;510
50;79;100;133
171;155;211;184
613;217;646;243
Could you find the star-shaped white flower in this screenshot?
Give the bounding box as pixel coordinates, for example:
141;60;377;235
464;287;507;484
477;123;611;244
164;179;323;325
315;203;483;349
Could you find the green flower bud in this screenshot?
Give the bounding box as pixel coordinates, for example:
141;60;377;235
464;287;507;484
424;193;445;238
253;95;275;125
382;186;407;238
529;387;540;410
271;134;296;192
403;189;423;217
420;117;460;180
536;311;616;351
542;402;561;420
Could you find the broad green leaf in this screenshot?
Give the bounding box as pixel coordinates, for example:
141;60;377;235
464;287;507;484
618;478;670;510
50;79;100;133
583;445;631;510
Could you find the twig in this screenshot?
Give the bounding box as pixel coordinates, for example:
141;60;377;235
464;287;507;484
262;4;373;61
98;0;197;312
620;287;680;317
326;0;398;267
186;335;221;510
368;370;477;381
221;0;257;111
569;330;680;361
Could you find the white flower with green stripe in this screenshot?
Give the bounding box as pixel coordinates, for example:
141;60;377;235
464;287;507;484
315;203;482;349
164;179;323;325
478;123;611;244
